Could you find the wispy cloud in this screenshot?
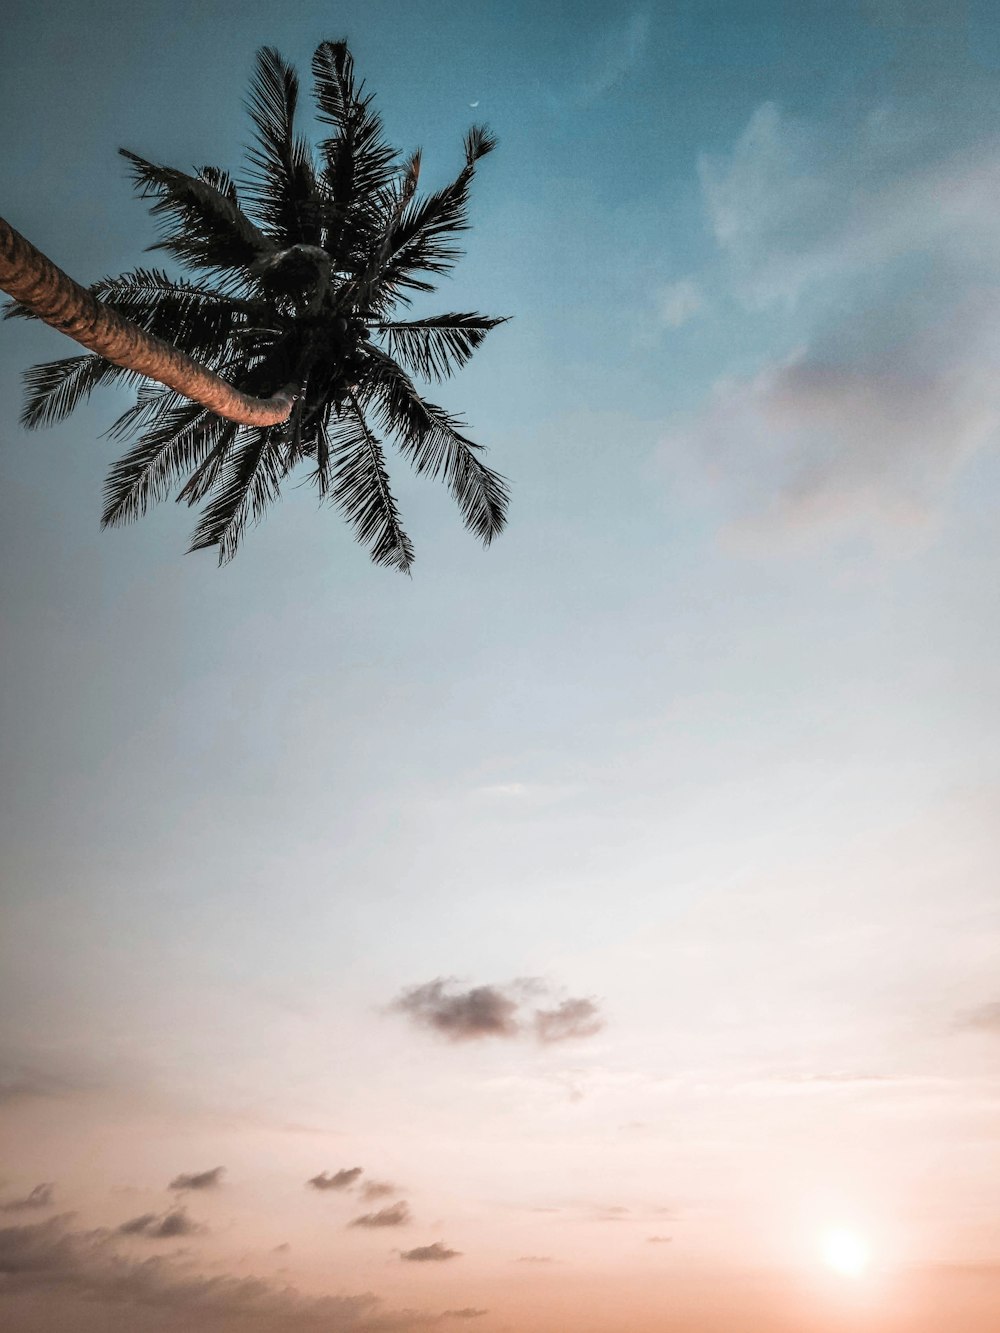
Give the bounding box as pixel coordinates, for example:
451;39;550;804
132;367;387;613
534;997;604;1044
0;1063;83;1105
657;278;703;329
577;12;650;105
666;100;1000;545
361;1180;399;1202
955;1001;1000;1033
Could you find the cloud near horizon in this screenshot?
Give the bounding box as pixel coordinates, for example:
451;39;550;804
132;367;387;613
0;1214;476;1330
390;979;604;1044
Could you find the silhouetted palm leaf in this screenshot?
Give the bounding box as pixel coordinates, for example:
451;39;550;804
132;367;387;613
327;395;415;572
120;149;275;279
244;47;321;246
101;401;228;526
364;349;508;544
21;354;137;429
380;314;508;382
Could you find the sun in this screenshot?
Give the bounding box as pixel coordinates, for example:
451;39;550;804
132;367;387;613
821;1228;871;1279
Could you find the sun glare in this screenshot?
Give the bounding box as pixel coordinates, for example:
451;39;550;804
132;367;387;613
822;1228;871;1279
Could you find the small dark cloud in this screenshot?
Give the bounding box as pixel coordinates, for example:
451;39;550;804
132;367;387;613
350;1201;411;1228
391;980;520;1042
1;1183;55;1212
956;1001;1000;1033
400;1241;461;1262
515;1255;554;1264
391;978;604;1045
442;1309;487;1319
533;996;604;1043
168;1166;224;1192
647;1235;673;1244
273;1242;291;1253
307;1167;363;1192
594;1205;630;1221
117;1207;203;1239
360;1179;397;1202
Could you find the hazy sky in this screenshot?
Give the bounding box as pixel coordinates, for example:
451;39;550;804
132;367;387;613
2;2;1000;1330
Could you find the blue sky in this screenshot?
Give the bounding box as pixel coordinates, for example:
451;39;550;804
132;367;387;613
2;4;1000;1332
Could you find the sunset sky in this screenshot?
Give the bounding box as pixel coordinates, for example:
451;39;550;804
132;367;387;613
2;1;1000;1330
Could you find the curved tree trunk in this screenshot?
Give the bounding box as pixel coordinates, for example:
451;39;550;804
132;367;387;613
0;214;295;427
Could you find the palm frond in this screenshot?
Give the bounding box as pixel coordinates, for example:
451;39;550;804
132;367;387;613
101;401;239;527
175;424;243;507
197;165;241;203
463;124;498;166
311;40;398;265
20;354;137;430
91;267;258;359
362;126;497;300
379;313;507;381
178;340;292;505
103;381;184;442
364;351;508;543
348;148;423;309
2;296;37;321
120;148;275;277
243;47;321;245
187;426;288;562
324;395;414;571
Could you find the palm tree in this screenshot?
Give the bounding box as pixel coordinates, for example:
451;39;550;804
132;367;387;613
1;40;509;569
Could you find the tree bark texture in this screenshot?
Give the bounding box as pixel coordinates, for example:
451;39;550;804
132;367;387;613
0;214;295;426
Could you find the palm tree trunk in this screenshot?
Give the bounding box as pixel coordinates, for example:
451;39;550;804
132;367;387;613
0;214;295;426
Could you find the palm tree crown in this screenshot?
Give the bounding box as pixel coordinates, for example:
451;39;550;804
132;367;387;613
8;41;509;569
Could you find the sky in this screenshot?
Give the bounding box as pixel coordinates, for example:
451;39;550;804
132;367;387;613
2;1;1000;1330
